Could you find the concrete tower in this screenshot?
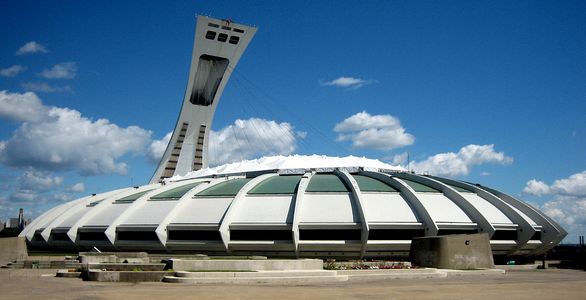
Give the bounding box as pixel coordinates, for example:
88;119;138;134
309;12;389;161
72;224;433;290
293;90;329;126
150;16;257;183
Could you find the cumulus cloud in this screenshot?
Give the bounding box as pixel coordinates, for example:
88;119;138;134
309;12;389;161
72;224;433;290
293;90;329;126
21;82;73;93
410;144;513;177
147;132;172;164
39;62;77;79
0;91;152;175
0;65;26;77
530;171;586;242
208;118;298;166
66;182;85;193
523;179;551;197
17;170;63;192
320;76;375;89
389;152;409;166
0;90;47;122
524;171;586;198
334;111;415;151
16;41;48;55
550;171;586;197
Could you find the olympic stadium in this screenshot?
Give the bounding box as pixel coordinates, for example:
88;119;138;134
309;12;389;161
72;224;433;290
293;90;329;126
20;16;566;259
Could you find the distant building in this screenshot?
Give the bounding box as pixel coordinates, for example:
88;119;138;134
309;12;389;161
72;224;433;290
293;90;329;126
0;219;5;231
18;208;24;230
9;218;19;228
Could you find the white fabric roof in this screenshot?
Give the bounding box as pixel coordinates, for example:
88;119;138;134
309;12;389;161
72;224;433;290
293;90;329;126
169;155;405;181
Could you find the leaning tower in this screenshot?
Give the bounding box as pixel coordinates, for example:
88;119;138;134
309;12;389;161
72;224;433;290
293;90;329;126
150;16;257;183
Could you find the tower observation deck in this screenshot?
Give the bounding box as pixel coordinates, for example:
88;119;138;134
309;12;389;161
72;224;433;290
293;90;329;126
150;16;257;183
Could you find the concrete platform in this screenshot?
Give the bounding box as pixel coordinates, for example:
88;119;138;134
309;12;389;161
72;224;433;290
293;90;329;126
87;269;173;282
338;268;447;282
168;258;323;271
163;270;347;285
162;268;504;285
55;269;81;278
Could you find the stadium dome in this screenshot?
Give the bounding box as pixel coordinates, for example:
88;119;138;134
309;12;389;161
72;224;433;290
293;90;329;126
20;16;566;259
21;155;566;259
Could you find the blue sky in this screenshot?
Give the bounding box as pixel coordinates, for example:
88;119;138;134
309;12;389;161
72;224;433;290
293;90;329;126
0;1;585;242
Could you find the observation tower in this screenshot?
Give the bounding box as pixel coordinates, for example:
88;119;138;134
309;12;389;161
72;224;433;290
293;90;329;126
150;16;257;183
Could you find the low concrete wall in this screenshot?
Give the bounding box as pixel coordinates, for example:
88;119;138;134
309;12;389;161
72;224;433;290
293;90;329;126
87;269;171;282
169;259;323;271
78;252;149;264
79;255;117;264
87;263;166;271
409;234;495;270
0;237;28;265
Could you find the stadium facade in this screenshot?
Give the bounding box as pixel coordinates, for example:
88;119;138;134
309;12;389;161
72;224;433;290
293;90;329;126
20;16;566;259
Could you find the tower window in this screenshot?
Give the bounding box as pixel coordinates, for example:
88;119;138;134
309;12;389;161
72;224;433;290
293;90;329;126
218;33;228;42
205;31;217;40
229;36;240;45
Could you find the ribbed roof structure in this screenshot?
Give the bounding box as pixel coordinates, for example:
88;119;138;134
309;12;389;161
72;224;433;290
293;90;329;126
20;155;566;258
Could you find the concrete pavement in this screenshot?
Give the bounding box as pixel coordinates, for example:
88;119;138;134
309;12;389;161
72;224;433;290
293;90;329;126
1;268;585;299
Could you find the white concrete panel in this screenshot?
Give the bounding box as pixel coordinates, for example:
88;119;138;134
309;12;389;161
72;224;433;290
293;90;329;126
461;194;513;224
32;202;71;230
121;201;179;225
300;193;359;223
85;203;131;227
171;197;233;224
362;193;420;223
55;206;92;228
417;193;472;223
508;203;538;226
231;195;294;224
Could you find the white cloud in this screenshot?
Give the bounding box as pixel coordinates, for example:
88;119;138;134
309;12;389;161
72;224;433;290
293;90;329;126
17;170;63;192
10;191;36;202
16;41;48;55
208;118;298;166
0;65;26;77
541;193;586;243
21;82;73;93
0;90;47;122
334;111;414;151
320;76;374;89
410;144;513;177
389;152;409;166
523;172;586;242
39;62;77;79
523;179;551;197
147;132;172;164
550;171;586;197
0;91;152;175
524;171;586;198
66;182;85;193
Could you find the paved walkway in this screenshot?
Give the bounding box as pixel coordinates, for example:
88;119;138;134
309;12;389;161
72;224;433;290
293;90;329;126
1;268;585;300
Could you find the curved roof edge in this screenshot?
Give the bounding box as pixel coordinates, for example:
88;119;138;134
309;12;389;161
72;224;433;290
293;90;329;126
168;155;406;182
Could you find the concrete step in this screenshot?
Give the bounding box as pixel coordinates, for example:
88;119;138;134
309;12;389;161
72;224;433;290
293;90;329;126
56;269;82;278
163;274;348;285
338;268;447;282
442;269;506;277
174;270;339;278
336;268;438;275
